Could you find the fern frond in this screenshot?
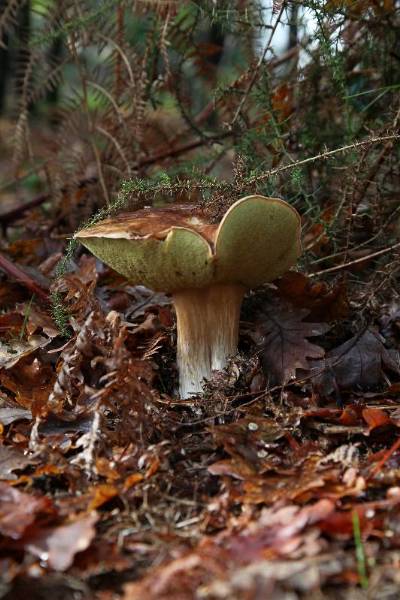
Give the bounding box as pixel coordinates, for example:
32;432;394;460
0;0;26;45
13;48;35;165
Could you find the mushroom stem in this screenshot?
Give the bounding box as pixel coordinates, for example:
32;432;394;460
173;284;245;398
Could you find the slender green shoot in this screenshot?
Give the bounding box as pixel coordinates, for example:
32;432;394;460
352;510;369;590
19;294;35;341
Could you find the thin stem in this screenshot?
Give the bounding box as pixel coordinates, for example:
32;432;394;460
310;240;400;277
230;3;286;127
246;134;400;185
0;252;49;302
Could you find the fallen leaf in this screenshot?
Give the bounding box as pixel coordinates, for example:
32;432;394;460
276;272;349;320
251;300;329;384
362;408;393;432
26;513;98;571
313;328;400;395
209;416;286;475
0;312;25;336
0;406;32;425
87;484;119;510
16;303;59;338
221;499;334;561
0;482;53;538
74;539;132;577
241;458;327;505
123;473;144;491
0;335;51;369
0;445;37;480
122;500;337;600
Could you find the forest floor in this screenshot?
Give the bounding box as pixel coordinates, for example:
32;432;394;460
1;114;400;600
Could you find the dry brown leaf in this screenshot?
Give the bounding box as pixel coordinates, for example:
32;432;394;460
362;407;394;432
0;445;37;480
0;482;53;539
0;335;51;369
313;328;400;395
251;300;329;385
26;513;98;571
122;500;336;600
276;272;349;320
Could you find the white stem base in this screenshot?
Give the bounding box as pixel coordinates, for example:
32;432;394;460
173;284;245;398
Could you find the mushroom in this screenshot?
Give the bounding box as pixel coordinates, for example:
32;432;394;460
75;195;301;398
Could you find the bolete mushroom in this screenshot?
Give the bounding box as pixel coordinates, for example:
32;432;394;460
75;195;301;398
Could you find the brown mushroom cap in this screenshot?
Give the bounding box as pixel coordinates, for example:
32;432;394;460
75;195;301;292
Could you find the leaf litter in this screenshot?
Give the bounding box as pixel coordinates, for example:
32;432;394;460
1;35;400;600
0;236;399;600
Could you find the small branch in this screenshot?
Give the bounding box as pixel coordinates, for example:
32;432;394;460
0;135;229;226
136;135;230;168
368;436;400;480
3;130;397;232
230;3;286;127
247;134;400;185
0;252;50;302
355;105;400;202
309;240;400;277
0;191;50;225
0;176;98;225
311;202;400;265
193;46;299;128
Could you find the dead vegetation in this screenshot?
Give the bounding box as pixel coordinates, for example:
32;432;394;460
0;1;400;598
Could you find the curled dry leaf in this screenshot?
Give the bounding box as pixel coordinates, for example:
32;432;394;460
0;405;32;426
16;303;59;338
26;513;98;571
362;407;393;433
0;445;37;480
0;335;51;369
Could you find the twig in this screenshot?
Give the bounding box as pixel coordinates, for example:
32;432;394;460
0;160;49;193
0;177;98;225
311;203;400;265
230;3;286;127
368;436;400;480
355;105;400;202
309;240;400;277
0;252;50;302
0;136;229;226
0;191;50;225
246;134;400;185
3;129;397;232
137;135;229;167
192;46;299;128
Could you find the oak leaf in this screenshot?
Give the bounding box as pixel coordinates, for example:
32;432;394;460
251;301;329;385
313;328;400;395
